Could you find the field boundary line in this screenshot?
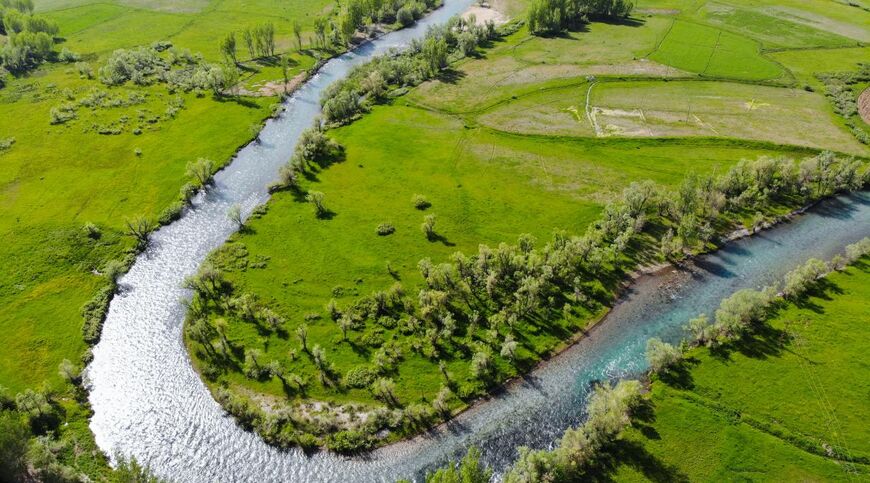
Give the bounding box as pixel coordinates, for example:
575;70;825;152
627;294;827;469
585;82;601;136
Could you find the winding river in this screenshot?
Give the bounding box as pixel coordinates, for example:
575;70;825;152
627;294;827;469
85;1;870;480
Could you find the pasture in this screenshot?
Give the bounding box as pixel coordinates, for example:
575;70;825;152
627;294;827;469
613;262;870;480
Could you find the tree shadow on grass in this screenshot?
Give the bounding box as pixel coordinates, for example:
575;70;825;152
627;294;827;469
435;67;466;84
656;356;700;390
585;439;690;483
214;95;261;109
426;233;456;246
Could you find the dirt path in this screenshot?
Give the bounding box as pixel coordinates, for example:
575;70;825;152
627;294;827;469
858;88;870;125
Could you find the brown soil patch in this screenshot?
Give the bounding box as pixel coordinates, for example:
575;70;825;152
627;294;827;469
237;72;308;97
858;88;870;125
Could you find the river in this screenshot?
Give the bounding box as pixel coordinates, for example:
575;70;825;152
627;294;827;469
84;1;870;479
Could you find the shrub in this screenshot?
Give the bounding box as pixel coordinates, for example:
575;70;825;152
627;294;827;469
49;103;76;124
186;157;214;186
344;365;376;388
645;337;682;373
58;47;79;63
376;222;395;236
412;193;430;210
305;191;327;218
396;6;415;27
421;214;437;239
0;137;13;153
158;201;184;224
82;222;101;239
327;430;373;453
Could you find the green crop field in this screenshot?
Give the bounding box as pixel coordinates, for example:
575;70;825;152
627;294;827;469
611;262;870;481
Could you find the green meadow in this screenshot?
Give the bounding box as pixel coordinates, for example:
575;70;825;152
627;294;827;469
611;262;870;481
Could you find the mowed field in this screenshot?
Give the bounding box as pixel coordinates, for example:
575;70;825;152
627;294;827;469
477;80;867;154
612;262;870;481
0;0;334;393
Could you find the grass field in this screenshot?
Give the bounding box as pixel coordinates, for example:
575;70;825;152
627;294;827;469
611;262;870;481
476;80;867;154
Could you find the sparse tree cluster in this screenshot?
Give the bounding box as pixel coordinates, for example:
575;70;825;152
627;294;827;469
98;43;240;96
0;0;62;76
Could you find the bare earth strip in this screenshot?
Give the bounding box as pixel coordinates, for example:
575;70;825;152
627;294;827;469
859;88;870;125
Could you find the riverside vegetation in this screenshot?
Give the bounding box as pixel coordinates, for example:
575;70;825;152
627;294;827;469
182;0;870;454
426;244;870;481
0;0;463;478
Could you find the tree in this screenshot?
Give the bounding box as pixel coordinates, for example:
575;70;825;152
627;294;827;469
0;412;30;479
186;157;215;187
470;350;492;380
227;203;243;228
296;323;309;352
58;359;79;383
306;191;327;218
337;313;352;341
220;32;237;64
645;338;682;373
421;214;437;240
500;334;518;361
426;447;492;483
242;28;255;58
371;377;398;405
125;215;154;248
15;389;51;417
293;19;303;51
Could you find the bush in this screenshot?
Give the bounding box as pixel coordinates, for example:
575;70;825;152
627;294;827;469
645;337;682;373
376;222;395;236
82;222;101;239
0;137;15;152
327;430;373;453
49;103;76;124
344;365;376;388
396;6;415;27
58;47;79;63
412;193;430;209
421;214;437;239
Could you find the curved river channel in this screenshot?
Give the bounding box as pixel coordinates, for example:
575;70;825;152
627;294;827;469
85;2;870;480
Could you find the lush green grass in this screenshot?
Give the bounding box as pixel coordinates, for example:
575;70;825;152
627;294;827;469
0;64;274;393
649;20;785;81
610;263;870;481
41;0;334;61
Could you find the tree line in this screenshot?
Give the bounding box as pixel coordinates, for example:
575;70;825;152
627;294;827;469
528;0;634;35
319;14;507;124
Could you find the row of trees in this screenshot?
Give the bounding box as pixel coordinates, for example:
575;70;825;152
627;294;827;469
220;23;278;63
817;63;870;145
320;15;504;124
647;237;870;373
528;0;634;35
